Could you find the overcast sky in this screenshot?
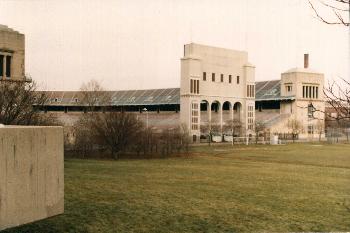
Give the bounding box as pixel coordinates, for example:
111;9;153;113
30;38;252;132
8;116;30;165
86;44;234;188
0;0;348;90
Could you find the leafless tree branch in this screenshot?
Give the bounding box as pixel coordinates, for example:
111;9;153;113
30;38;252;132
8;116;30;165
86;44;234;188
308;0;349;26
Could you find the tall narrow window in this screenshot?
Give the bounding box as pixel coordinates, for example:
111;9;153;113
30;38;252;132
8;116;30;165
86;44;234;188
203;72;206;81
237;76;240;84
305;86;308;98
312;86;315;98
190;79;193;93
308;86;312;98
316;87;318;99
193;80;196;94
212;73;215;82
197;80;199;93
229;75;232;83
0;55;3;77
5;56;11;77
308;104;314;119
303;86;305;98
220;74;224;82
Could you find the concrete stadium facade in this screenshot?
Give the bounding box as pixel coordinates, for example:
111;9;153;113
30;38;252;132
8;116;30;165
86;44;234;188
180;43;256;141
0;25;325;142
40;45;325;142
41;46;325;142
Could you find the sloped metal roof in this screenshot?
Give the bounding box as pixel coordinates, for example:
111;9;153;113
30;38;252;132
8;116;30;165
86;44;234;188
40;80;295;106
255;80;294;101
41;88;181;106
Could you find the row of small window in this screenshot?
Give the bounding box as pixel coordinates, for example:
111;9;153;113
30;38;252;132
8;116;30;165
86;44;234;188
190;79;200;94
0;54;12;77
203;72;240;84
52;98;79;103
247;85;255;98
303;85;319;99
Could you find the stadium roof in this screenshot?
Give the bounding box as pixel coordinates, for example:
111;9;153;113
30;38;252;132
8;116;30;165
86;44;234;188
255;80;294;101
41;80;294;106
42;88;181;106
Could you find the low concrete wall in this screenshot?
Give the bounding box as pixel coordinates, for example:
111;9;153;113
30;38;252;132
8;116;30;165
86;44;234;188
0;126;64;231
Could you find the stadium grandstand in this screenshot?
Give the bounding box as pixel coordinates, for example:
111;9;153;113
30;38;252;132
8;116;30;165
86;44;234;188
39;80;291;129
38;44;326;142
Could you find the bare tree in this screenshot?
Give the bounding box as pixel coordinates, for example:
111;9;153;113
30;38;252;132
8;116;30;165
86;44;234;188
254;121;267;144
80;79;110;112
223;119;243;145
90;112;143;159
309;0;349;26
324;79;350;121
0;80;55;125
72;115;95;158
178;123;191;153
315;119;325;141
287;118;303;143
200;120;220;146
308;0;349;140
340;119;350;142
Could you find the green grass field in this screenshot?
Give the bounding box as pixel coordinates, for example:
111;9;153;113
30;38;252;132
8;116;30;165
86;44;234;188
5;143;350;232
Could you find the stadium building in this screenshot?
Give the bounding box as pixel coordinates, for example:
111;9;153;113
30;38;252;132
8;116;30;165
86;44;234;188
43;44;325;142
0;24;325;142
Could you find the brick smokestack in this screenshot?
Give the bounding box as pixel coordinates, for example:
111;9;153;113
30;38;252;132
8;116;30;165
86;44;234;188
304;54;309;69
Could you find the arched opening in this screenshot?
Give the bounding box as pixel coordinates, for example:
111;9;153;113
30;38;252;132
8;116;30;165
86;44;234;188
222;101;232;142
200;100;209;125
200;100;210;142
222;101;232;128
210;101;221;136
211;101;220;113
233;102;242;121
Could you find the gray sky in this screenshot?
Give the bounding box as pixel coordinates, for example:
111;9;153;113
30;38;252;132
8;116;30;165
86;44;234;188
0;0;348;90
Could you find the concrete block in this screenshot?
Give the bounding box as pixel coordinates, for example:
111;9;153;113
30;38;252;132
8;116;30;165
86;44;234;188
0;126;64;231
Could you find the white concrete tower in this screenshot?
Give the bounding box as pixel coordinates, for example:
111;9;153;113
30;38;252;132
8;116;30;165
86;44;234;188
280;54;325;139
180;43;255;142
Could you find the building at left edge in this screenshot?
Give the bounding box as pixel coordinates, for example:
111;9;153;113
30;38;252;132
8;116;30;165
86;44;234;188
0;25;26;82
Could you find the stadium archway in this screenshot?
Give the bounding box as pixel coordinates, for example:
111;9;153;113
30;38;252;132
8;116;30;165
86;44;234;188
233;102;242;121
200;100;210;125
222;101;232;125
211;100;221;134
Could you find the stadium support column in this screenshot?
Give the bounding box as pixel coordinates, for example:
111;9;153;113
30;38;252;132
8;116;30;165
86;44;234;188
231;105;234;121
208;102;212;126
219;105;223;134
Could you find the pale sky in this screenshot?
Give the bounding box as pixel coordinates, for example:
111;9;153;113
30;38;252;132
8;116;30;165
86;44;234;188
0;0;348;91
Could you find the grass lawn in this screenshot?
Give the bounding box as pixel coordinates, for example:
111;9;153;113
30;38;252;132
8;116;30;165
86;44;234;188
5;143;350;232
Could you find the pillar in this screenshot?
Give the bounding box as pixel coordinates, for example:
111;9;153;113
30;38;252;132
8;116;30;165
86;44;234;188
208;101;212;126
219;105;223;134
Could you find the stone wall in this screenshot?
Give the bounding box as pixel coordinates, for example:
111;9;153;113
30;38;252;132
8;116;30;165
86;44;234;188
0;126;64;231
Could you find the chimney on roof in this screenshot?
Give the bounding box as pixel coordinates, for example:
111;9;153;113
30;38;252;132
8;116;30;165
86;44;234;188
304;54;309;69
